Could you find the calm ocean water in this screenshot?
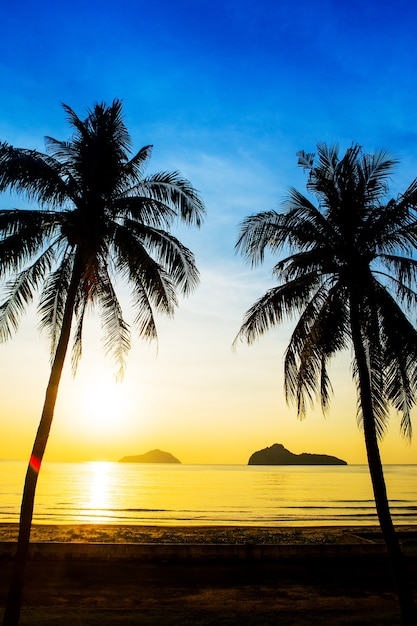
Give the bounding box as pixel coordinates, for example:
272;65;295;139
0;461;416;527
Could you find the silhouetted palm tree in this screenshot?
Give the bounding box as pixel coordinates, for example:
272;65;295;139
0;99;205;625
235;144;417;625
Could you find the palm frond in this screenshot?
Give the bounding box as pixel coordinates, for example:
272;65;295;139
44;137;77;164
113;225;178;326
272;248;335;283
131;288;159;341
284;282;349;416
373;283;417;438
113;196;178;228
377;255;417;306
234;272;324;347
70;297;87;376
352;355;389;440
123;220;199;295
130;172;205;226
121;145;153;185
360;149;398;203
235;210;283;265
61;103;89;140
0;210;61;278
0;143;68;206
0;247;55;341
95;264;131;380
296;149;315;171
38;250;74;358
284;190;333;243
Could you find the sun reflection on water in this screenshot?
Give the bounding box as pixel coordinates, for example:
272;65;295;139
85;462;112;520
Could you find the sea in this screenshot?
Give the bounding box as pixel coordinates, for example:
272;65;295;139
0;461;416;527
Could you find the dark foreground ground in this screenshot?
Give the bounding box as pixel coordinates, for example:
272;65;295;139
0;525;416;625
1;554;416;625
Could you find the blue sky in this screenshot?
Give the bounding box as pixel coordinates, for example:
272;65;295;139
1;0;417;464
4;0;417;156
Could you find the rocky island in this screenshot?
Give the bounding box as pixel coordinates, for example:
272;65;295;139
118;449;181;464
248;443;347;466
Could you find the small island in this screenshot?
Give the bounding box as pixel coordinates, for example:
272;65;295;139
118;449;181;464
248;443;347;466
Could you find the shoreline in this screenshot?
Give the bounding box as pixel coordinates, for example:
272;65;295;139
1;522;416;545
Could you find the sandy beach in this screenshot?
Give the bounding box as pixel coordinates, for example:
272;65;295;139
0;523;416;625
0;522;383;544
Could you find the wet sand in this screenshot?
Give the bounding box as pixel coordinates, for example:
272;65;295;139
0;524;416;625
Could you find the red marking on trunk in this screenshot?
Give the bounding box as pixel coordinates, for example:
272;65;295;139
30;455;41;473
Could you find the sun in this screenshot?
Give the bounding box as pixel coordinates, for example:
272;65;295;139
51;370;151;460
80;379;129;431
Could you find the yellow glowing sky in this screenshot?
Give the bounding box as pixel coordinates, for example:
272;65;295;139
0;262;416;466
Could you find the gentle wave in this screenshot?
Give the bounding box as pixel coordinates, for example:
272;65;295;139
1;461;416;526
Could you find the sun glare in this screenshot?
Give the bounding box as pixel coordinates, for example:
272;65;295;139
80;379;129;432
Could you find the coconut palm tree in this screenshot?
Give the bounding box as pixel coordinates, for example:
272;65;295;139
234;144;417;624
0;99;205;625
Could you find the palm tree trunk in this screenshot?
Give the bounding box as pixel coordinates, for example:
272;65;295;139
350;298;417;625
2;260;82;626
